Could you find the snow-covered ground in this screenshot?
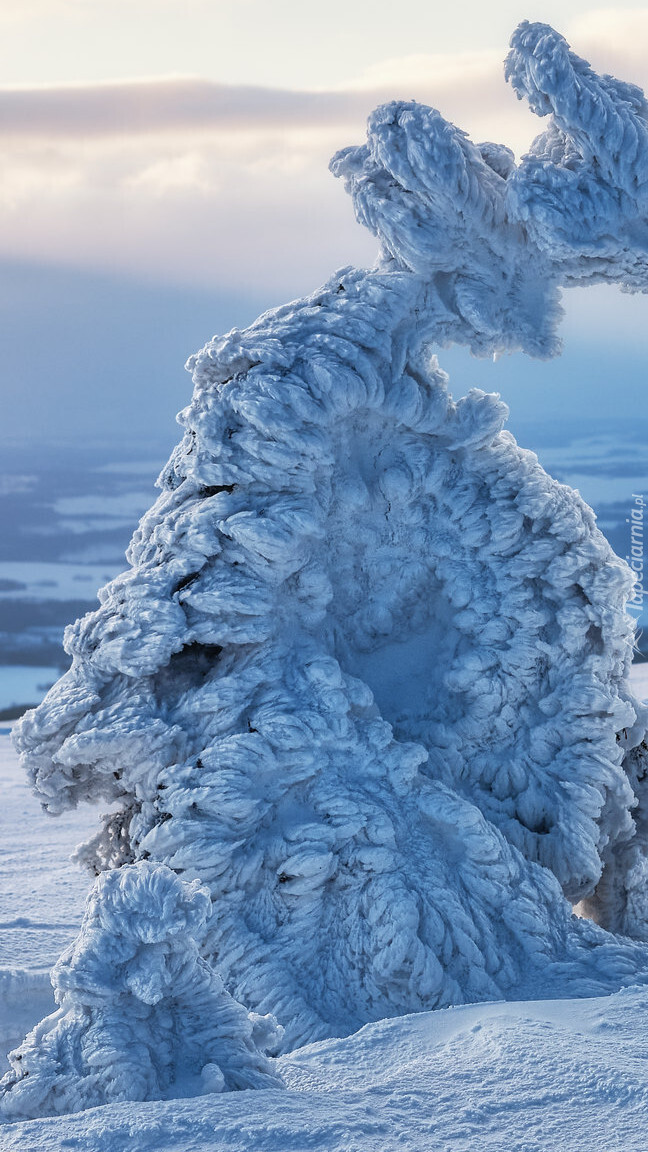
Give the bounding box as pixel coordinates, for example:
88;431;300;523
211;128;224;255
0;664;647;1150
2;987;648;1151
0;730;105;1062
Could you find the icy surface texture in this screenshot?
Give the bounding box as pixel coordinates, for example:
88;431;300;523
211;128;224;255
0;863;282;1119
13;22;648;1047
5;988;648;1151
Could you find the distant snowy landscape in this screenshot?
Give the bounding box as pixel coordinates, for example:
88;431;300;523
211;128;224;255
1;410;646;720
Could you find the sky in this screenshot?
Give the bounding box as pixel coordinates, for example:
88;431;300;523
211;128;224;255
1;2;647;452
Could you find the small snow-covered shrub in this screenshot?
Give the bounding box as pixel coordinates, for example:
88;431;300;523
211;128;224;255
0;863;282;1119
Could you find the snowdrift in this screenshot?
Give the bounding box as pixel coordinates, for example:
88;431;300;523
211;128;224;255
4;987;648;1151
0;864;281;1118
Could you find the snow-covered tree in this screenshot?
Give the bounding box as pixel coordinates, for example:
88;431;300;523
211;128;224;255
0;863;282;1118
13;22;648;1050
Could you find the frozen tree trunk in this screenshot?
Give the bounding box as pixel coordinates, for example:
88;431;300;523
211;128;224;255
13;22;648;1051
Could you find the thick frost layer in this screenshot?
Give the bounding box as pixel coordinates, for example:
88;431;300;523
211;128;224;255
13;22;648;1049
0;864;281;1119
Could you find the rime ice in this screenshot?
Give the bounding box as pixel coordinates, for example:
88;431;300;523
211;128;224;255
9;19;648;1076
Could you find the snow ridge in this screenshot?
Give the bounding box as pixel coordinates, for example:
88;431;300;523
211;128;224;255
10;20;648;1067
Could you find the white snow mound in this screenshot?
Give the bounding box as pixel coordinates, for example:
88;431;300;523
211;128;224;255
0;864;281;1119
2;988;648;1151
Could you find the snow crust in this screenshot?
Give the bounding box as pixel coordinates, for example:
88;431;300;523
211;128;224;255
3;987;648;1151
0;863;281;1118
8;17;648;1085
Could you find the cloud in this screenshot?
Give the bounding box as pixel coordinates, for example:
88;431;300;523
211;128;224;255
0;0;213;23
0;0;78;22
0;62;535;151
347;48;495;88
0;78;378;137
0;53;535;294
0;14;647;297
0;129;378;296
6;11;648;153
565;9;648;89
